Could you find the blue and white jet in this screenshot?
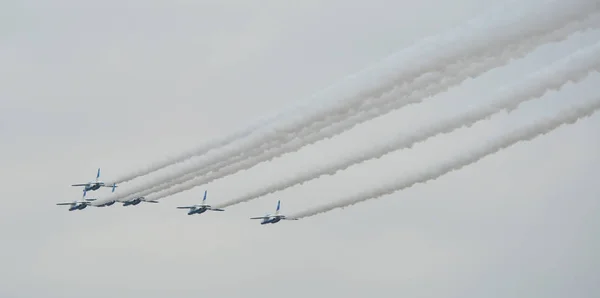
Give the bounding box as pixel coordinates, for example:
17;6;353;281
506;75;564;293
250;200;297;225
56;190;96;211
71;168;117;192
176;190;225;215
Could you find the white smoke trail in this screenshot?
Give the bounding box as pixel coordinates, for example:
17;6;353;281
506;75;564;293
215;41;600;208
92;2;598;206
289;98;600;219
131;11;600;200
108;106;286;185
91;17;597;208
106;0;597;185
139;18;600;202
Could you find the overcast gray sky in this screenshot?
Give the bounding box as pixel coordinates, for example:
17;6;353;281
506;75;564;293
1;0;599;297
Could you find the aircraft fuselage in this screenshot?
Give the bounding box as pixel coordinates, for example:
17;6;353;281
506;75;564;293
261;217;281;225
69;204;88;211
188;207;207;215
123;198;142;206
84;182;104;192
97;201;115;207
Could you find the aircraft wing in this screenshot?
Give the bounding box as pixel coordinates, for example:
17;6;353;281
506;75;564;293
56;202;73;205
210;208;225;211
145;200;159;203
250;216;270;220
176;206;195;209
71;184;87;186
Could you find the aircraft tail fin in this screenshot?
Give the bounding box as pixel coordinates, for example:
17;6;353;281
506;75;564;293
111;183;117;193
203;190;207;204
275;200;281;216
96;168;101;182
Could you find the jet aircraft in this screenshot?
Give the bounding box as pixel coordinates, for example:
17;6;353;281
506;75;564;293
121;196;159;206
56;190;95;211
71;168;117;192
250;200;297;225
176;190;225;215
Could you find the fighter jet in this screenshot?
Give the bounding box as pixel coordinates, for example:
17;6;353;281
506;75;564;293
250;200;298;225
71;168;117;192
56;190;95;211
121;196;159;206
176;190;224;215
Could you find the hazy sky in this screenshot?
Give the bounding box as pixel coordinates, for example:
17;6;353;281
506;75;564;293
1;0;599;297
